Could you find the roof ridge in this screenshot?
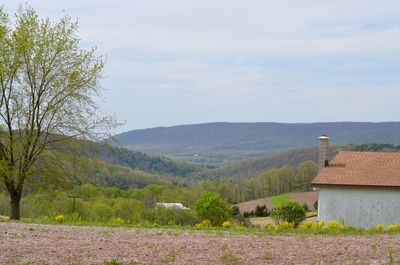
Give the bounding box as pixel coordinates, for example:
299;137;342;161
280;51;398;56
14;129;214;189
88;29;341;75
339;150;400;155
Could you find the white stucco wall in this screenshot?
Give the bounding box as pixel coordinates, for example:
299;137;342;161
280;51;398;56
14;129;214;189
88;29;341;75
317;187;400;228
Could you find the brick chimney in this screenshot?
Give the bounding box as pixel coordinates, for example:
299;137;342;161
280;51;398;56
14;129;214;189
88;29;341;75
318;134;329;171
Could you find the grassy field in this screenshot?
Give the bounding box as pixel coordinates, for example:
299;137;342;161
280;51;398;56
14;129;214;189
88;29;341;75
270;193;291;207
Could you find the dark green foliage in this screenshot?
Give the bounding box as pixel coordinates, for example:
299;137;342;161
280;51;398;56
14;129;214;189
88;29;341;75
302;203;309;212
231;214;251;227
270;200;306;226
254;205;269;217
313;200;318;211
153;206;199;226
77;141;205;177
193;191;231;226
243;211;254;218
231;206;240;216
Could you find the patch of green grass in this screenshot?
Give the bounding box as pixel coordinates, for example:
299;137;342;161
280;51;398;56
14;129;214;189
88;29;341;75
221;242;230;251
126;262;143;265
263;251;275;260
221;252;241;265
306;211;317;217
271;193;291;207
160;250;178;264
64;257;83;265
10;217;400;237
103;259;124;265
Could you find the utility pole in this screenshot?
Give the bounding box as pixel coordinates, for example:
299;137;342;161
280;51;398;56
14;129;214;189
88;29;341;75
68;195;80;213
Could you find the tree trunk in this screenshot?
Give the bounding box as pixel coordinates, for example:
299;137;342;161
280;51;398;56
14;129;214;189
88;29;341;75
10;193;21;220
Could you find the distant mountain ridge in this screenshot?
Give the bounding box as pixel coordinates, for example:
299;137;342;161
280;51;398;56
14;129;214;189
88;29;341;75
112;122;400;164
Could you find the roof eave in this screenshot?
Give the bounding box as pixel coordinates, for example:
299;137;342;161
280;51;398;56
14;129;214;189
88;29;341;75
311;183;400;189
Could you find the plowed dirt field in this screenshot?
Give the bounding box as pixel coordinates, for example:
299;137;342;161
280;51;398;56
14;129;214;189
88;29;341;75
1;222;399;264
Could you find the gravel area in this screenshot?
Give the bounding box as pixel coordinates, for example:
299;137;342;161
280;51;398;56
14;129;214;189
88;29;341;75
1;222;400;264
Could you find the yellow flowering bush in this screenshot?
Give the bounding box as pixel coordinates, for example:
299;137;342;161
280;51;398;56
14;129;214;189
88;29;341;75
265;223;275;230
314;220;325;229
276;221;293;229
376;224;384;232
387;224;400;232
54;214;65;224
222;220;231;228
112;217;126;225
299;220;313;230
2;216;10;222
195;219;212;228
327;220;339;230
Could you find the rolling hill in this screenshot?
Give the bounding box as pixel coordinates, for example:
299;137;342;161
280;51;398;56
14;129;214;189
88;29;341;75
111;122;400;164
199;143;400;180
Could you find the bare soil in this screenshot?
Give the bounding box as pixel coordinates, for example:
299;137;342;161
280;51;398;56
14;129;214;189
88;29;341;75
1;222;400;265
290;191;318;209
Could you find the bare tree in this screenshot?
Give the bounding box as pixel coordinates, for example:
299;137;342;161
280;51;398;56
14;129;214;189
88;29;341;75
0;7;114;219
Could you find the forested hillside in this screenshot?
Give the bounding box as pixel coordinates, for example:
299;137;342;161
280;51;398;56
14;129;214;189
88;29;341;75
6;137;399;207
15;140;206;194
112;122;400;164
199;143;400;180
74;141;206;177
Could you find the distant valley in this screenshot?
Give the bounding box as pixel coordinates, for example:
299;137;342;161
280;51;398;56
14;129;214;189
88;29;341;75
111;122;400;164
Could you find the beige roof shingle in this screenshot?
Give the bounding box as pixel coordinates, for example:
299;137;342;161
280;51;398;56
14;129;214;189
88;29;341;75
311;151;400;187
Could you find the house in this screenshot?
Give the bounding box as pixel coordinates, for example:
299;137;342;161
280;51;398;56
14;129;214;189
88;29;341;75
311;135;400;228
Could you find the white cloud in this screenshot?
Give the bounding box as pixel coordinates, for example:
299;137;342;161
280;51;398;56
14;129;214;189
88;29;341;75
3;1;400;131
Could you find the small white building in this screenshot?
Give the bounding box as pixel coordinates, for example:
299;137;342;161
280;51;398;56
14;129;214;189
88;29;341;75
156;203;189;210
311;135;400;228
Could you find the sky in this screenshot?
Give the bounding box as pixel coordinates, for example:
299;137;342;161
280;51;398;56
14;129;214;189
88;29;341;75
3;1;400;133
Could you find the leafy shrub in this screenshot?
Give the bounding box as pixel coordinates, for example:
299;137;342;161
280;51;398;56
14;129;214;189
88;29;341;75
193;192;230;226
302;203;309;212
195;219;212;228
154;206;199;226
327;220;339;230
270;200;306;226
111;198;144;224
231;214;251;227
231;206;240;216
54;214;65;223
313;200;318;211
254;205;269;217
243;211;254;218
222;220;232;228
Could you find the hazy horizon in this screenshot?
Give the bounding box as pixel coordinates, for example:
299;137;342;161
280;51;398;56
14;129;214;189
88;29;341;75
116;120;400;132
4;1;400;133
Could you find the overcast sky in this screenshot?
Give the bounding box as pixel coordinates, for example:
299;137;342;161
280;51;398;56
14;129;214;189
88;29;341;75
4;1;400;133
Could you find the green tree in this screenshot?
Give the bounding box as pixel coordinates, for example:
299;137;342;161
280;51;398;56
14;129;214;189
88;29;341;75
295;161;318;191
231;205;240;216
254;205;269;217
193;191;230;226
0;7;113;219
270;200;306;226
